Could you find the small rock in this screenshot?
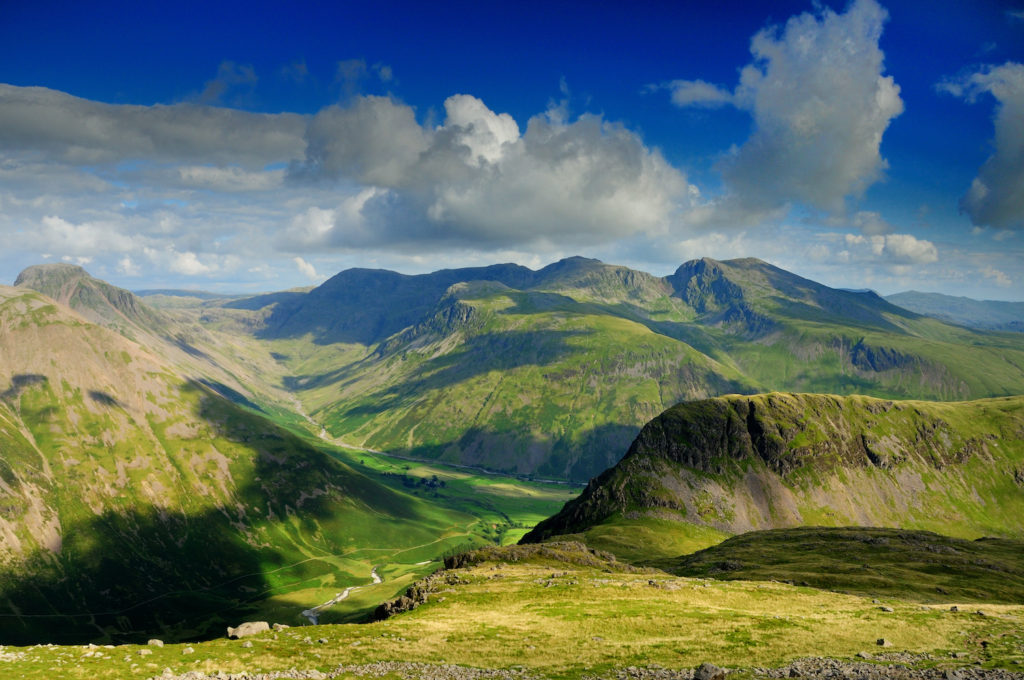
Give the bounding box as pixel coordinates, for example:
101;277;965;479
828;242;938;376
227;620;270;639
694;661;727;680
877;638;892;647
317;637;328;644
272;623;290;631
147;639;164;647
872;599;880;604
241;641;253;648
857;652;872;659
950;606;959;612
945;671;960;680
880;606;894;612
181;646;194;655
952;651;968;659
350;641;362;647
976;610;987;617
137;648;152;656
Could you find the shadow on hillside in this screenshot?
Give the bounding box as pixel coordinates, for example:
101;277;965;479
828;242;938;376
375;421;643;485
0;381;428;645
0;373;48;401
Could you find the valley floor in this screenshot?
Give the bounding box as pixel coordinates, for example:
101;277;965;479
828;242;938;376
4;554;1023;680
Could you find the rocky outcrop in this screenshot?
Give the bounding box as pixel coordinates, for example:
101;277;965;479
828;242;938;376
227;621;271;639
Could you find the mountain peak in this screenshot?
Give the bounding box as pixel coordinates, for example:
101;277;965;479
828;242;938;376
14;262;91;292
14;262;164;332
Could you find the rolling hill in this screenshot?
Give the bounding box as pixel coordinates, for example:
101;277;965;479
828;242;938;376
522;392;1024;558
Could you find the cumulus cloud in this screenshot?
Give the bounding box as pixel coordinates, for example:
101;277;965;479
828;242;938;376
0;84;305;167
666;0;901;216
290;94;696;250
941;62;1024;230
727;0;903;212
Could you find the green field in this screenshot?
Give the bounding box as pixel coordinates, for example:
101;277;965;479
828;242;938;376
3;542;1023;679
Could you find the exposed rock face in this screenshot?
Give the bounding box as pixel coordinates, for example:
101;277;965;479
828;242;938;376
522;393;1024;542
227;621;270;639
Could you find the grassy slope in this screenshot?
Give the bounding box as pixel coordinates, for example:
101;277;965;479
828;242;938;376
0;286;538;644
243;257;1024;482
524;393;1024;561
3;544;1023;679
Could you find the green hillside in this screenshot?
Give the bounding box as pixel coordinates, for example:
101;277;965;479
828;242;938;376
523;393;1024;555
228;256;1024;481
0;285;518;644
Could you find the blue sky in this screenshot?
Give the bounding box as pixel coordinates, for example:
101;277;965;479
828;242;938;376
0;0;1022;299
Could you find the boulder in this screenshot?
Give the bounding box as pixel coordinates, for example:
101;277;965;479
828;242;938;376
695;662;727;680
227;621;270;639
147;639;164;647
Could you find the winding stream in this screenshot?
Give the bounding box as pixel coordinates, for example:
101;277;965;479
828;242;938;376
301;566;382;625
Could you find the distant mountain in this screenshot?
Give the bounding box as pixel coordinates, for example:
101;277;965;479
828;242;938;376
522;393;1024;555
16;263;169;335
886;290;1024;333
220;256;1024;481
0;284;469;644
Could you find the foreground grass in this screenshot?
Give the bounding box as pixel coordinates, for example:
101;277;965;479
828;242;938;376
4;554;1023;679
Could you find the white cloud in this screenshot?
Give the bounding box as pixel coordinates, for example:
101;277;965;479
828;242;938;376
719;0;903;213
843;232;938;264
117;256;140;277
0;84;305;167
33;215;139;255
981;266;1012;287
293;256;319;280
442;94;520;166
665;79;734;108
291;94;697;250
941;62;1024;230
169;250;213;276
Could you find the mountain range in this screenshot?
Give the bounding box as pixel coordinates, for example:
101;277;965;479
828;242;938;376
3;256;1024;644
170;255;1024;481
885;290;1024;333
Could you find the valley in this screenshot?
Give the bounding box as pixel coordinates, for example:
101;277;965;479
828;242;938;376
1;257;1023;678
